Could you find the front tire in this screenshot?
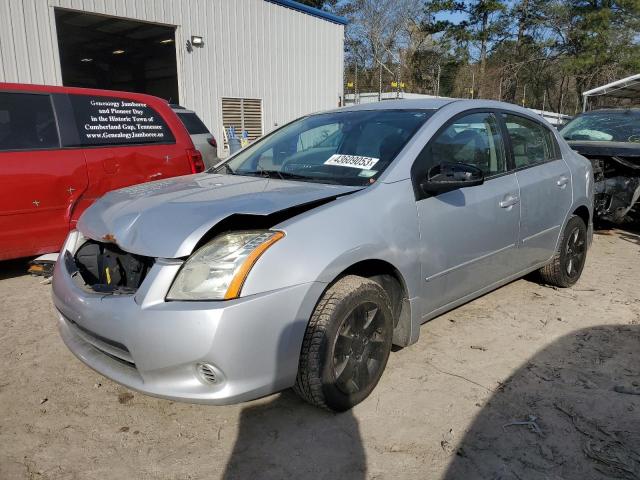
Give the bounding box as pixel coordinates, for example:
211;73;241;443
539;215;588;288
294;275;393;411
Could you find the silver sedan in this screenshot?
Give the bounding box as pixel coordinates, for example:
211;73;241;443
52;99;593;411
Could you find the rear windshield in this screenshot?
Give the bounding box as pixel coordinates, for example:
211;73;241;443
177;112;210;135
216;109;434;186
561;110;640;143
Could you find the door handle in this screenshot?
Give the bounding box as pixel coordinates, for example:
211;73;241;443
499;194;520;209
557;176;569;188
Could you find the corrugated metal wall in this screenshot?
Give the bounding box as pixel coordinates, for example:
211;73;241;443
0;0;344;154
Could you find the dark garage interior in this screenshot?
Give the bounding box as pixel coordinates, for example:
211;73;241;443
55;9;179;102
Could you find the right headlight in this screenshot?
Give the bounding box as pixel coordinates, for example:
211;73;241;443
167;230;284;301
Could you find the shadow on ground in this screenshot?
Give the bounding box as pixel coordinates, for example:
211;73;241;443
0;259;30;280
222;391;366;480
444;325;640;480
222;319;366;480
617;228;640;247
595;222;640;247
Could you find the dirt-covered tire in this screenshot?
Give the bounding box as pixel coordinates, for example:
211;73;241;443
538;215;588;288
293;275;393;411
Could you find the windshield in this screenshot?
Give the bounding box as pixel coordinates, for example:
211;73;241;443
213;109;434;186
561;110;640;143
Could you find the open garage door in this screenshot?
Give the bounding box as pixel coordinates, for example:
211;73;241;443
55;10;179;103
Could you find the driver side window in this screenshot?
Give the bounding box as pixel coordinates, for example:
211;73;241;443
416;112;507;178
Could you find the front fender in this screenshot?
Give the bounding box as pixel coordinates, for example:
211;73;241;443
241;180;421;298
240;180;423;345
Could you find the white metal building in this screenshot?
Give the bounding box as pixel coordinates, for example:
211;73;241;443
0;0;346;154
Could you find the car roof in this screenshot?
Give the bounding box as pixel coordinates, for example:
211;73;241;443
327;98;544;117
579;108;640;115
171;105;195;114
335;98;456;113
0;82;168;106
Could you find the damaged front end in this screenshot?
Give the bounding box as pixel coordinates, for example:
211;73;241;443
568;143;640;224
67;239;154;294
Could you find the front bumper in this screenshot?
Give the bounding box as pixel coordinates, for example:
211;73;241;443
52;251;325;405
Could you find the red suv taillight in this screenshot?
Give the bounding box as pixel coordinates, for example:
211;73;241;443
207;136;217;148
187;148;205;173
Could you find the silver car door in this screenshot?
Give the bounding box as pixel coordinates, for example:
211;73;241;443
412;111;521;316
502;113;573;268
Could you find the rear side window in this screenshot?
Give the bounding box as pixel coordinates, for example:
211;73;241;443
0;92;59;151
502;114;558;168
176;112;210;135
68;95;174;146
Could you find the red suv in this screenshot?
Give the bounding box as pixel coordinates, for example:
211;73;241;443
0;83;205;261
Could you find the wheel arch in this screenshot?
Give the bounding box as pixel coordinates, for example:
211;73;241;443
324;258;415;347
572;204;591;228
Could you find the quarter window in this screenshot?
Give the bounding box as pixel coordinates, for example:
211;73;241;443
417;112;507;177
0;93;59;151
502;114;557;168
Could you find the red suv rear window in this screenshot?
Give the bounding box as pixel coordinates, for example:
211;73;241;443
68;94;175;146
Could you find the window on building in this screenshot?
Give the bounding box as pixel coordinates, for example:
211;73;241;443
221;98;263;148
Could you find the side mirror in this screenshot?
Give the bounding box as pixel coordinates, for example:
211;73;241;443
422;162;484;195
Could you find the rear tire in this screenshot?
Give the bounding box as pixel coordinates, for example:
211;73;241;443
539;215;587;288
294;275;393;411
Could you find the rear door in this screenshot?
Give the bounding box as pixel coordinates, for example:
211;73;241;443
58;93;192;222
414;111;521;315
0;91;87;260
502;113;572;267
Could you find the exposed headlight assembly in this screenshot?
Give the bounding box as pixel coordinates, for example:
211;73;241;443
167;230;284;301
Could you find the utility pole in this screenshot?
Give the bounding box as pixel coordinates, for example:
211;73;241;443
522;84;527;107
436;64;441;97
380;45;402;100
378;61;382;102
375;57;396;102
471;70;475;99
354;61;359;104
542;90;546;113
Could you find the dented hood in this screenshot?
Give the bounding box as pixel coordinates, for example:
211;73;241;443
77;173;361;258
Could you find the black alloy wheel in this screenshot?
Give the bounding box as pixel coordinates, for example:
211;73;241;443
294;275;394;411
539;215;588;288
332;302;388;395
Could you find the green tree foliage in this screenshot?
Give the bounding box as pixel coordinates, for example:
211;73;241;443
341;0;640;113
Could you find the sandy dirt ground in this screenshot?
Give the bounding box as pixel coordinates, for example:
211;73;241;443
1;228;639;480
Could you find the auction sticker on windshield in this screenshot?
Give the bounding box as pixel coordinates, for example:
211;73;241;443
324;154;379;170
